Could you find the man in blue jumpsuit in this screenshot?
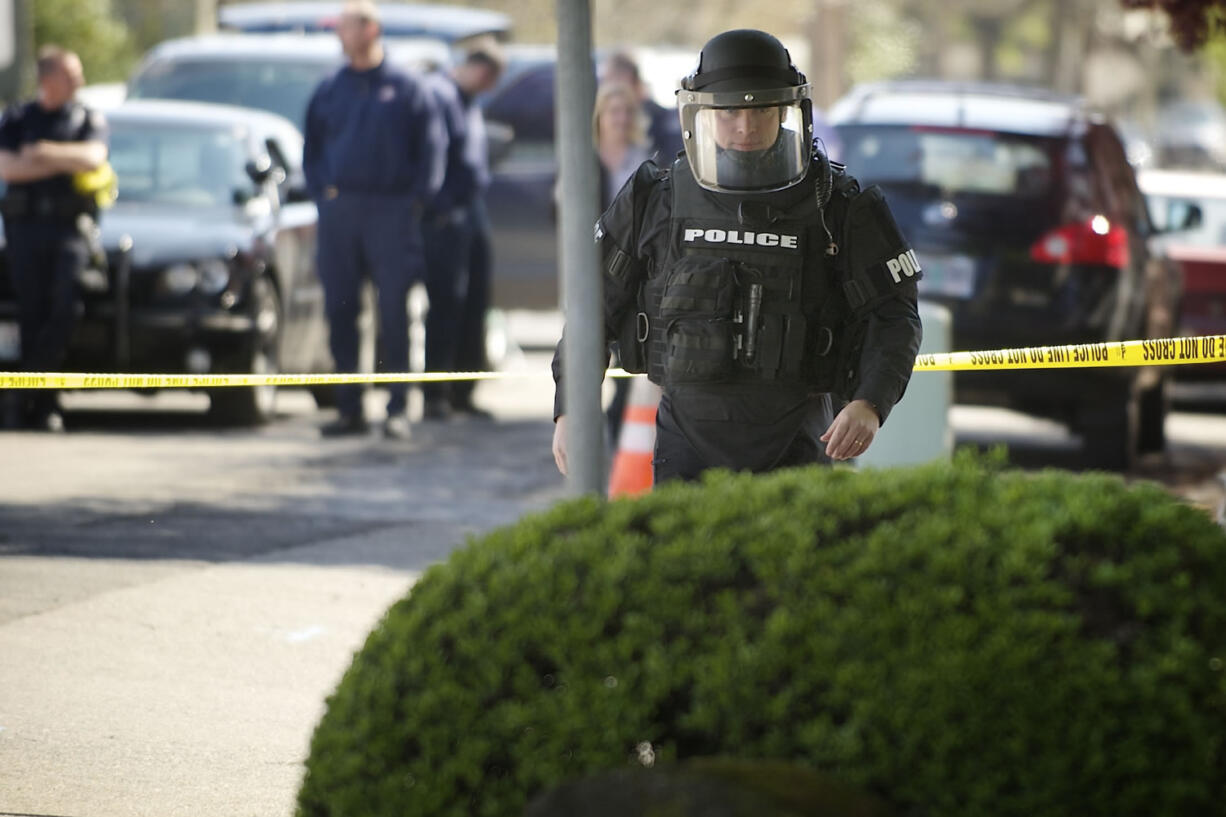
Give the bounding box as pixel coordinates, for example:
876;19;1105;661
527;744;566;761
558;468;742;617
303;0;445;437
421;48;503;420
0;46;109;432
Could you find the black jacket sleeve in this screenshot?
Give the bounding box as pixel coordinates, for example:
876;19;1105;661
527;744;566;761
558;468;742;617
852;290;922;425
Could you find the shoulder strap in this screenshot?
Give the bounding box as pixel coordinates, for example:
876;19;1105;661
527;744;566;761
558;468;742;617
629;158;667;252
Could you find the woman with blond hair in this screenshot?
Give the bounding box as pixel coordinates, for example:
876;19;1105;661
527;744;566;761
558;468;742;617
593;81;651;210
592;81;651;443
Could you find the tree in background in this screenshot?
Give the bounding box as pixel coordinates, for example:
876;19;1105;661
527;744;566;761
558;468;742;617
111;0;209;63
1122;0;1226;49
32;0;135;86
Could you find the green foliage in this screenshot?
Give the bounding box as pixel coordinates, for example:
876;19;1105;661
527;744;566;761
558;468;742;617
33;0;136;85
523;759;895;816
297;453;1226;817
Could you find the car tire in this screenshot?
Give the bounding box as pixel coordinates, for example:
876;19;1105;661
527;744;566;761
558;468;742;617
209;276;281;426
1137;375;1169;454
1080;378;1139;471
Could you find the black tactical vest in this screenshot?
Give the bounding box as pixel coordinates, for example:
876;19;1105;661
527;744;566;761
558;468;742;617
614;155;918;399
618;156;839;394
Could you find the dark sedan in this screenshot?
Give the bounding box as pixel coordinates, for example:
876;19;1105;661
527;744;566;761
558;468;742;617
829;81;1185;469
0;99;329;424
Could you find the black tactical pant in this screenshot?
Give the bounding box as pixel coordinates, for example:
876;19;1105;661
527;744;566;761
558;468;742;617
5;218;87;422
651;390;834;484
422;205;474;405
449;200;491;410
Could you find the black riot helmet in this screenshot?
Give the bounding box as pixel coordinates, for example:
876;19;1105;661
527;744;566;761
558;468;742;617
678;30;814;194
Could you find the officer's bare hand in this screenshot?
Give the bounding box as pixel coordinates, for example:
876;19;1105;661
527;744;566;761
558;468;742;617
820;399;881;461
552;415;569;475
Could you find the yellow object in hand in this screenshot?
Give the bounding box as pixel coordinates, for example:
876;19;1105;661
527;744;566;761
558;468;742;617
72;161;118;209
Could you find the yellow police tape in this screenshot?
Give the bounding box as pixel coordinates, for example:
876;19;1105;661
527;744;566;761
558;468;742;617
912;334;1226;372
1;334;1224;389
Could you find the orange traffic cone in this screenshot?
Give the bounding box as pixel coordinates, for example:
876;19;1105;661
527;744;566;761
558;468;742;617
607;377;662;498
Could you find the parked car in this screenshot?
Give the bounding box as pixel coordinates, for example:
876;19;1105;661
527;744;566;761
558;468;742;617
126;33;450;132
0;100;330;424
217;1;510;45
1139;167;1226;386
829;80;1184;469
479;45;562;310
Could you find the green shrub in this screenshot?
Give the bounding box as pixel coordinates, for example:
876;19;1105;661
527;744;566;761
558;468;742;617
297;453;1226;817
522;758;895;816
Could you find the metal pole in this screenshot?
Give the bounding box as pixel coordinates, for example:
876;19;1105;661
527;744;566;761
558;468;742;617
555;0;605;496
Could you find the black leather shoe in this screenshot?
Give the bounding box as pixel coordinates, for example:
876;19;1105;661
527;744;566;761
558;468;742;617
320;413;369;437
451;402;494;421
422;399;452;421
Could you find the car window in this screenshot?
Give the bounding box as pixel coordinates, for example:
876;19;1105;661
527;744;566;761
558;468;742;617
484;63;556;145
129;59;334;130
1148;192;1226;244
839;126;1054;197
110;124;254;207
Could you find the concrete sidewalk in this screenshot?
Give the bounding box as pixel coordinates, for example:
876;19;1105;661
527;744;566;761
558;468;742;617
0;354;569;817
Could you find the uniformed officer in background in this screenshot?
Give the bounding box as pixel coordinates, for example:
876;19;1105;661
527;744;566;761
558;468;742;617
421;46;504;421
552;29;922;483
304;0;446;438
0;46;109;432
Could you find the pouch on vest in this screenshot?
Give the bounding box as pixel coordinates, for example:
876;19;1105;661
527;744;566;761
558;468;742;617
840;185;921;314
659;255;737;384
604;243;648;374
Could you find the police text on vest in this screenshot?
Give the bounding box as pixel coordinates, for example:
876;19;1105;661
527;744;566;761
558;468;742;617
683;228;799;249
886;249;922;283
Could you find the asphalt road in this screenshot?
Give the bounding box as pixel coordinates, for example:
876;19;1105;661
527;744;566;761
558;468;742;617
2;335;1225;816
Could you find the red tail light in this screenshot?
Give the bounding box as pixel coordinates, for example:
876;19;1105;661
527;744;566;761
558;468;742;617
1029;215;1131;268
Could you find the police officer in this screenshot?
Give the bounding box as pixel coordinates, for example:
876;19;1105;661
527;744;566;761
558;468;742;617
421;47;504;421
303;0;446;438
551;29;922;483
0;46;109;432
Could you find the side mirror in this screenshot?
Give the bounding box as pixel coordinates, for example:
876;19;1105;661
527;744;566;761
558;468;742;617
246;156;274;184
1180;202;1204;231
486;121;515;167
265;137;291;172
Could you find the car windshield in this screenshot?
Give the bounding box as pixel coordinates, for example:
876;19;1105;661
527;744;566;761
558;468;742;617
110;123;252;208
129;59;332;129
839;125;1055;198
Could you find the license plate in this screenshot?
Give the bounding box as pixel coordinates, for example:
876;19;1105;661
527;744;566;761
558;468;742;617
0;321;18;362
917;252;977;299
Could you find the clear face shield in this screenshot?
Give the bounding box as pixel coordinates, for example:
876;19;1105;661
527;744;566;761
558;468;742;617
677;84;813;193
